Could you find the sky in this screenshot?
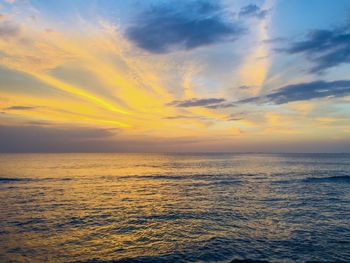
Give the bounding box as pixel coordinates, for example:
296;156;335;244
0;0;350;153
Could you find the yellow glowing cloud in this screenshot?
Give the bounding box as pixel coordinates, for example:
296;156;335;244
238;0;275;95
32;73;131;116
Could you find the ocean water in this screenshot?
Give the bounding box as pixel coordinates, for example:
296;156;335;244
0;153;349;263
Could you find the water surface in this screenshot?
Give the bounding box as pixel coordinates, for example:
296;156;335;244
0;153;349;262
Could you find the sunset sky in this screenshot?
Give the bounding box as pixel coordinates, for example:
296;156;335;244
0;0;350;152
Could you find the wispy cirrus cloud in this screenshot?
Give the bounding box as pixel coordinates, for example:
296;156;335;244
126;0;245;53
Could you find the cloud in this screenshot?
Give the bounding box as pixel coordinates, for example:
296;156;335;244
226;115;244;121
239;80;350;104
0;20;20;39
0;125;115;139
282;25;350;73
238;85;253;90
239;4;268;19
262;37;286;44
126;0;245;53
205;102;235;109
4;106;37;110
163;115;206;120
0;124;225;153
167;98;225;107
0;125;117;152
167;97;237;109
26;121;51;126
0;14;9;22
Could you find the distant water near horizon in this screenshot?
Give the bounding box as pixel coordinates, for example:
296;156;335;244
0;153;349;262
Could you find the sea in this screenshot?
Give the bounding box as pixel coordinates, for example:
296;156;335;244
0;153;349;262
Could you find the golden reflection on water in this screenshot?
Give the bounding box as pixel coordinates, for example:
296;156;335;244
0;153;349;262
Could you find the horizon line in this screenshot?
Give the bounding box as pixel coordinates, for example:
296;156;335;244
0;151;349;154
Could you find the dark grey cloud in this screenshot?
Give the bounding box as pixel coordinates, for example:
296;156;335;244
239;80;350;104
239;4;268;19
282;25;350;73
1;125;349;153
0;125;115;139
205;102;236;109
167;80;350;108
0;124;214;152
167;98;225;107
0;125;117;152
126;0;245;53
167;97;238;109
4;106;37;110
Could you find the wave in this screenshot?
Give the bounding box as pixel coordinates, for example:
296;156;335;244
0;177;73;183
0;177;31;183
102;173;244;181
73;257;269;263
303;175;350;183
230;260;269;263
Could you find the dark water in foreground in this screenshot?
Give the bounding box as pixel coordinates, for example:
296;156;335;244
0;153;350;262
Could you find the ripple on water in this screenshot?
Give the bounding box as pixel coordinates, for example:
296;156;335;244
0;153;349;262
